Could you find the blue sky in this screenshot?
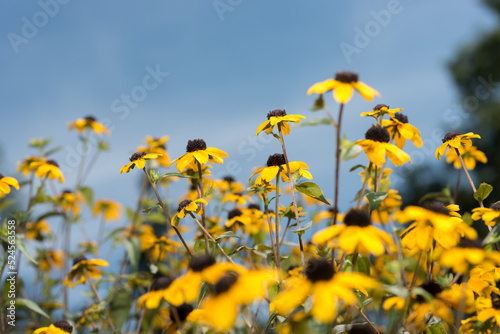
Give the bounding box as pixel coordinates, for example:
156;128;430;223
1;0;497;216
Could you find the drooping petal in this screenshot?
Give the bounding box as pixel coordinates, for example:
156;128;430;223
307;79;336;95
352;81;381;101
333;82;354;103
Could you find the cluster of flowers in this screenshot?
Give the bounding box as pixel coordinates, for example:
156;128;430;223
1;72;499;334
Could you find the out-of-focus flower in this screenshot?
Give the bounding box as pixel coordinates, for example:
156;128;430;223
92;199;122;222
171;198;208;227
64;256;109;288
120;152;162;174
26;219;50;241
34;321;73;334
68;115;110;135
0;173;19;198
445;145;487;170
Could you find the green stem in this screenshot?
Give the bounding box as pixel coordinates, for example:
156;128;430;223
85;272;116;330
196;161;210;255
333;103;344;225
264;200;282;283
274;174;282;272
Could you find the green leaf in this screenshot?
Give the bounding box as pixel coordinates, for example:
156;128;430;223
340;136;362;161
360;297;373;308
16;298;49;318
124;237;141;271
356;255;371;276
79;186;93;207
157;172;191;182
17;239;37;265
292;221;312;236
215;231;242;241
366;192;388;211
474;182;493;203
229;245;253;257
310;94;325;111
349;164;366;172
297;117;333;127
142;203;161;214
109;288;133;330
295;182;330;205
204;183;214;197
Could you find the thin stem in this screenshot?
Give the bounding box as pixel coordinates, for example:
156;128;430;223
189;213;235;264
143;168;193;258
278;218;292;249
85;272;116;330
356;163;372;208
454;148;478;200
264;202;281;283
333;103;344;225
454;275;469;334
196;161;210;255
76;132;89;188
373;166;378;193
278;130;306;274
410;250;423;290
81;150;101;185
248;299;263;334
356;306;381;334
389;220;408;288
274;174;282;272
453;168;462;203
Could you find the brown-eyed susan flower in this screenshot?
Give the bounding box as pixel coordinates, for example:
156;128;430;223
382;112;422;149
38;249;64;271
215;175;244;195
168;139;228;173
64;256;109;288
223;192;252;206
312;207;344;225
68;115;110;135
0;173;19;197
270;258;378;323
188;267;273;331
445;145;487;170
439;282;475;314
247;180;277;201
137;135;170;166
398;202;477;252
54;190;83;215
256;109;306;136
225;208;252;229
249;154;312;184
439;238;500;274
144;235;181;262
34;321;73;334
137;276;176;309
307;71;380;104
356;126;411;167
472;202;500;226
17;156;44;175
171;198;208;227
312;208;395;256
477;296;500;325
468;265;500;297
360;104;403;119
32;159;64;183
92;199;122;222
26;219;50;241
119;151;162;174
435;131;481;160
383;296;405;312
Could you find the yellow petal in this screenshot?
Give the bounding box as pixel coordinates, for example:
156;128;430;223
333;82;354;103
352;81;380;101
307;79;336;95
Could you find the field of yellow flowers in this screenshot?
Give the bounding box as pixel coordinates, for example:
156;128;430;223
1;71;499;334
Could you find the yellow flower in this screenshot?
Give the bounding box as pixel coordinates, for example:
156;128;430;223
64;256;109;288
34;321;73;334
439;282;475;314
26;219;51;241
307;71;380;104
270;258;377;323
249;154;312;184
17;156;44;175
313;208;344;225
247;180;277;201
32;159;64;183
92;199;122;222
472;203;500;226
382;112;422;149
469;265;500;297
445;145;487;170
439;239;500;274
215;175;244;195
169;139;228;172
312;208;395;256
383;296;405;312
398;202;477;252
38;249;64;271
256;109;306;136
356;126;411;167
171;198;208;227
435;131;481;160
68;115;110;135
188;267;273;331
0;173;19;198
54;190;83;215
360;104;403;119
369;189;402;224
225;208;252;229
143;235;181;262
137;135;170;166
223;192;252;206
477;297;500;325
119;151;162;174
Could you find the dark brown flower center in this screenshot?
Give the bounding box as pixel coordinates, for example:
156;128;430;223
151;276;173;291
169;303;194;322
305;258;335;282
73;255;87;266
423;201;450;216
491;203;500;211
365;126;390;143
223;175;235;184
47;159;59;167
53;321;73;333
458;238;483;249
492;299;500;310
266;154;286;167
344;209;371;227
84;115;96;122
177;199;192;212
335;71;359;83
228;208;243;220
247;203;260;210
442;132;460;143
393;112;408;124
348;324;376;334
62;189;73;194
416;281;442;302
129;151;146;162
214;272;239;295
189;255;216;272
186;139;207;153
373;104;389;110
267;109;287;119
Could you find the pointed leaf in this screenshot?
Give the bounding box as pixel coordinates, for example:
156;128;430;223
79;186;93;207
17;239;37;265
157;172;192;182
124;236;141;271
366;192;388;211
292;221;312;236
474;182;493;203
296;117;333;127
295;182;330;205
16;298;49;318
215;231;242;241
310;94;325;111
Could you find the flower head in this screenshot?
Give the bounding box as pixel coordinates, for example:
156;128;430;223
169;139;228;173
307;71;380;104
137;135;170;166
472;202;500;226
17;156;44;175
55;190;83;215
171;198;208;227
92;199;122;222
64;256;109;288
33;159;64;183
382;112;422;149
356;126;411;167
34;321;73;334
445;145;487;170
439;238;500;274
256;109;306;136
0;173;19;198
249;154;312;184
435;131;481;160
119;151;162;174
26;219;51;241
360;104;402;119
68;115;110;135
